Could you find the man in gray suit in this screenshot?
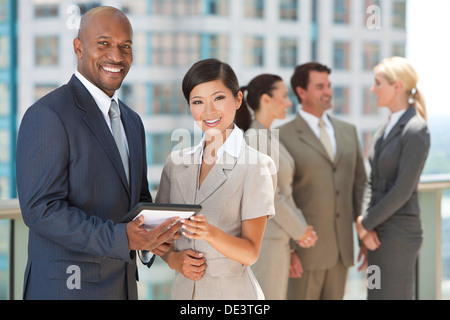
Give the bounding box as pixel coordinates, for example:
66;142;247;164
15;6;180;300
279;62;367;299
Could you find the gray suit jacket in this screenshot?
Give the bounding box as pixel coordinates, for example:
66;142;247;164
16;75;151;299
361;106;430;231
279;113;367;270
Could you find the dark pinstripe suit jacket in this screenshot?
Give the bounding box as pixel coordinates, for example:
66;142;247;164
16;75;151;299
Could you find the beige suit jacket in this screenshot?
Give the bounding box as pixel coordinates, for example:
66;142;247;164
246;120;308;299
245;120;308;241
156;136;276;300
278;113;367;270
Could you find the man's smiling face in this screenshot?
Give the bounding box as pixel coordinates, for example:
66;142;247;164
74;8;133;97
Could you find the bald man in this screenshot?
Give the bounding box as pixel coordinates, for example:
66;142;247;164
16;6;181;300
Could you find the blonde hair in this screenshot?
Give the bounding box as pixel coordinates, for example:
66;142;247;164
374;56;427;121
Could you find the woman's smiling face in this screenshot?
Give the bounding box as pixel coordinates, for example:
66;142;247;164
189;79;243;141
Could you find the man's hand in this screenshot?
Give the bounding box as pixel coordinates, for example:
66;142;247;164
127;215;182;251
166;249;206;281
289;251;304;278
296;225;318;248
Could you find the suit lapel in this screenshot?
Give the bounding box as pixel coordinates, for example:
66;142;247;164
68;75;130;195
295;114;334;164
197;149;238;204
176;143;239;205
379;107;416;152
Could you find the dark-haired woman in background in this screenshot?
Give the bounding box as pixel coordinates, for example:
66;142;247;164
156;59;277;300
235;74;318;300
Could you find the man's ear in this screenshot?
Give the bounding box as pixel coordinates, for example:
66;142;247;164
73;38;82;58
295;86;305;101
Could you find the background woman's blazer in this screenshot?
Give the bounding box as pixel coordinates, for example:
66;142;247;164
246;120;308;299
361;106;430;299
156;138;276;300
16;75;151;299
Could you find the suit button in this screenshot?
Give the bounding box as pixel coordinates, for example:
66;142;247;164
336;190;340;196
336;213;340;218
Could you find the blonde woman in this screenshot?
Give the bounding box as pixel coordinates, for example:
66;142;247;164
356;57;430;300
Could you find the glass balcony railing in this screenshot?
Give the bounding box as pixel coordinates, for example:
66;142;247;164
1;174;449;300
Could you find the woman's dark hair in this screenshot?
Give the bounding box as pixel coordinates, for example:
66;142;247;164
234;74;283;132
182;58;240;103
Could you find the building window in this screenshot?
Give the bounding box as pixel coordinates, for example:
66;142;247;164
132;32;147;66
122;0;148;15
205;0;229;16
0;129;9;164
0;0;8;22
34;0;59;18
333;41;350;70
0;83;9;115
175;0;202;15
150;33;201;67
392;43;406;57
362;86;378;115
279;0;298;21
333;86;350;115
392;0;406;29
0;176;8;199
244;36;264;67
77;1;102;15
279;38;297;68
34;84;58;102
244;0;264;18
149;83;187;115
147;133;177;165
202;34;229;61
121;83;148;116
363;42;380;71
334;0;350;24
0;35;9;69
35;36;59;66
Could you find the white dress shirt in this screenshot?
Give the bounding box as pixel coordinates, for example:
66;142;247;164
186;125;244;191
75;71;129;154
299;108;337;156
383;109;407;139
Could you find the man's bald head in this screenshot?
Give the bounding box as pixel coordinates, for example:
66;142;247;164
77;6;133;40
73;6;133;97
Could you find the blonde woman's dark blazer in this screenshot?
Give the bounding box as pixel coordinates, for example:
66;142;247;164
361;106;430;232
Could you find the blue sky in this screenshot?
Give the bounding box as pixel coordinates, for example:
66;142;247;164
407;0;450;116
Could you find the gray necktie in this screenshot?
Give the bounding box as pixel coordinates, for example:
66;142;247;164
318;118;334;160
109;100;129;184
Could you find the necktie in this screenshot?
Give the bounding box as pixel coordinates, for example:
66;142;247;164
109;100;129;184
318;118;334;160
